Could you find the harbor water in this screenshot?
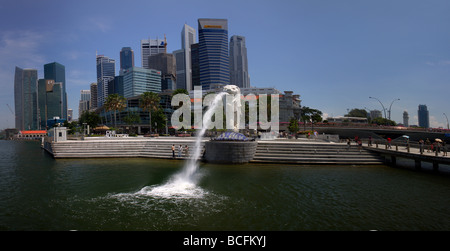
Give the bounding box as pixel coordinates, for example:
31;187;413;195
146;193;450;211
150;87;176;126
1;140;450;231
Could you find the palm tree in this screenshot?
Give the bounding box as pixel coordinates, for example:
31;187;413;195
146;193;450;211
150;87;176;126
140;91;160;133
104;93;127;128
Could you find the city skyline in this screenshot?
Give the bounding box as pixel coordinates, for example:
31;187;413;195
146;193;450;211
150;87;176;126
1;0;450;129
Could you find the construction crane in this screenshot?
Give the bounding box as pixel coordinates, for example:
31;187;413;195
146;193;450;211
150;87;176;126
164;34;168;53
6;104;14;115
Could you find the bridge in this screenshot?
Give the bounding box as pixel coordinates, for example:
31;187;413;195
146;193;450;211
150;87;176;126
363;142;450;173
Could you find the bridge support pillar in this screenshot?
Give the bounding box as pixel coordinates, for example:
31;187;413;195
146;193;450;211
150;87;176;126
391;155;396;165
433;161;439;172
415;160;421;170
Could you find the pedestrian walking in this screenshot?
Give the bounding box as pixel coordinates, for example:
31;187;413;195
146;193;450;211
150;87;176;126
178;145;183;157
172;144;175;158
387;137;392;149
443;142;447;156
358;140;362;153
419;139;424;154
426;138;431;152
368;136;372;146
347;138;351;151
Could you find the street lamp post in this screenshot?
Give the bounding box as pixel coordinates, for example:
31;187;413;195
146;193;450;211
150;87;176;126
388;98;400;121
369;97;387;119
444;113;449;130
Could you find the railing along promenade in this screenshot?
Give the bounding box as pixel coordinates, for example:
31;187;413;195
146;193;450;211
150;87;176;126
361;139;450;172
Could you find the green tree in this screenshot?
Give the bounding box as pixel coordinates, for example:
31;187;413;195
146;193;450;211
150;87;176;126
345;108;368;118
104;94;127;128
140;91;160;133
288;117;300;135
301;106;323;129
79;111;101;130
371;117;397;126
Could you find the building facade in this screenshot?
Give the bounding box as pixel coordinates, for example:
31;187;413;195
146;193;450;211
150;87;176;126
123;67;162;98
230;35;250;88
120;47;134;75
14;67;38;130
418;104;429;128
79;89;91;119
96;55;116;107
37;79;63;129
141;38;166;69
198;18;230;89
90;83;98;110
178;24;196;91
148;53;177;91
44;62;67;120
403;111;409;127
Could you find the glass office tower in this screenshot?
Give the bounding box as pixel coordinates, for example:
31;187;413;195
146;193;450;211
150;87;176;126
418;104;430;128
230;35;250;88
96;55;116;107
14;67;38;130
44;62;67;120
120;47;134;74
198;18;229;90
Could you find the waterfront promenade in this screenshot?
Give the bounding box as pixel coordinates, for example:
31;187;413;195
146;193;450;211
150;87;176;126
44;136;384;165
363;142;450;172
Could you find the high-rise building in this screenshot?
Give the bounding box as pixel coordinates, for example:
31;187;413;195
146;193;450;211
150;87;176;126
141;38;166;69
44;62;67;120
37;79;64;129
403;111;409;127
198;18;230;90
148;53;176;91
96;55;115;107
418;104;429;128
107;76;124;97
14;67;38;130
123;67;161;98
178;24;196;91
90;83;98;110
230;35;250;88
79;90;91;119
190;43;200;88
120;47;134;75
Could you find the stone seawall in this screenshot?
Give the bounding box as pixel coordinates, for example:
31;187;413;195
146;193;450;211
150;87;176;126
45;137;384;165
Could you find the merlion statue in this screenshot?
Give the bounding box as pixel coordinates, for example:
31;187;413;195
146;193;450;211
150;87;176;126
222;85;241;132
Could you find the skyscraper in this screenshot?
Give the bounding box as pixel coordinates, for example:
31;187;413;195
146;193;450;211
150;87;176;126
44;62;67;120
418;104;429;128
141;38;166;69
230;35;250;88
403;111;409;127
148;53;177;91
198;18;230;90
14;67;38;130
79;89;91;119
37;79;64;129
96;55;115;107
90;83;98;110
177;24;196;91
120;47;134;75
123;67;161;98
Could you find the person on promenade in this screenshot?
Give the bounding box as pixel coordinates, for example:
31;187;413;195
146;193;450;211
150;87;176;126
172;144;175;158
185;145;189;157
368;136;372;146
178;145;183;157
358;140;362;153
347;138;351;151
443;142;447;156
419;139;424;154
387;137;392;149
426;138;431;152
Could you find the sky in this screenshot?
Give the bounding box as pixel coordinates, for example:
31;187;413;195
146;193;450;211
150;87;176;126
1;0;449;130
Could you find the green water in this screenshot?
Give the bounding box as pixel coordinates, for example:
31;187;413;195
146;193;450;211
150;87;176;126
1;140;450;231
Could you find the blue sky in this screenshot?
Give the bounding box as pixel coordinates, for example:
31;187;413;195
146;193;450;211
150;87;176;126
1;0;449;129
